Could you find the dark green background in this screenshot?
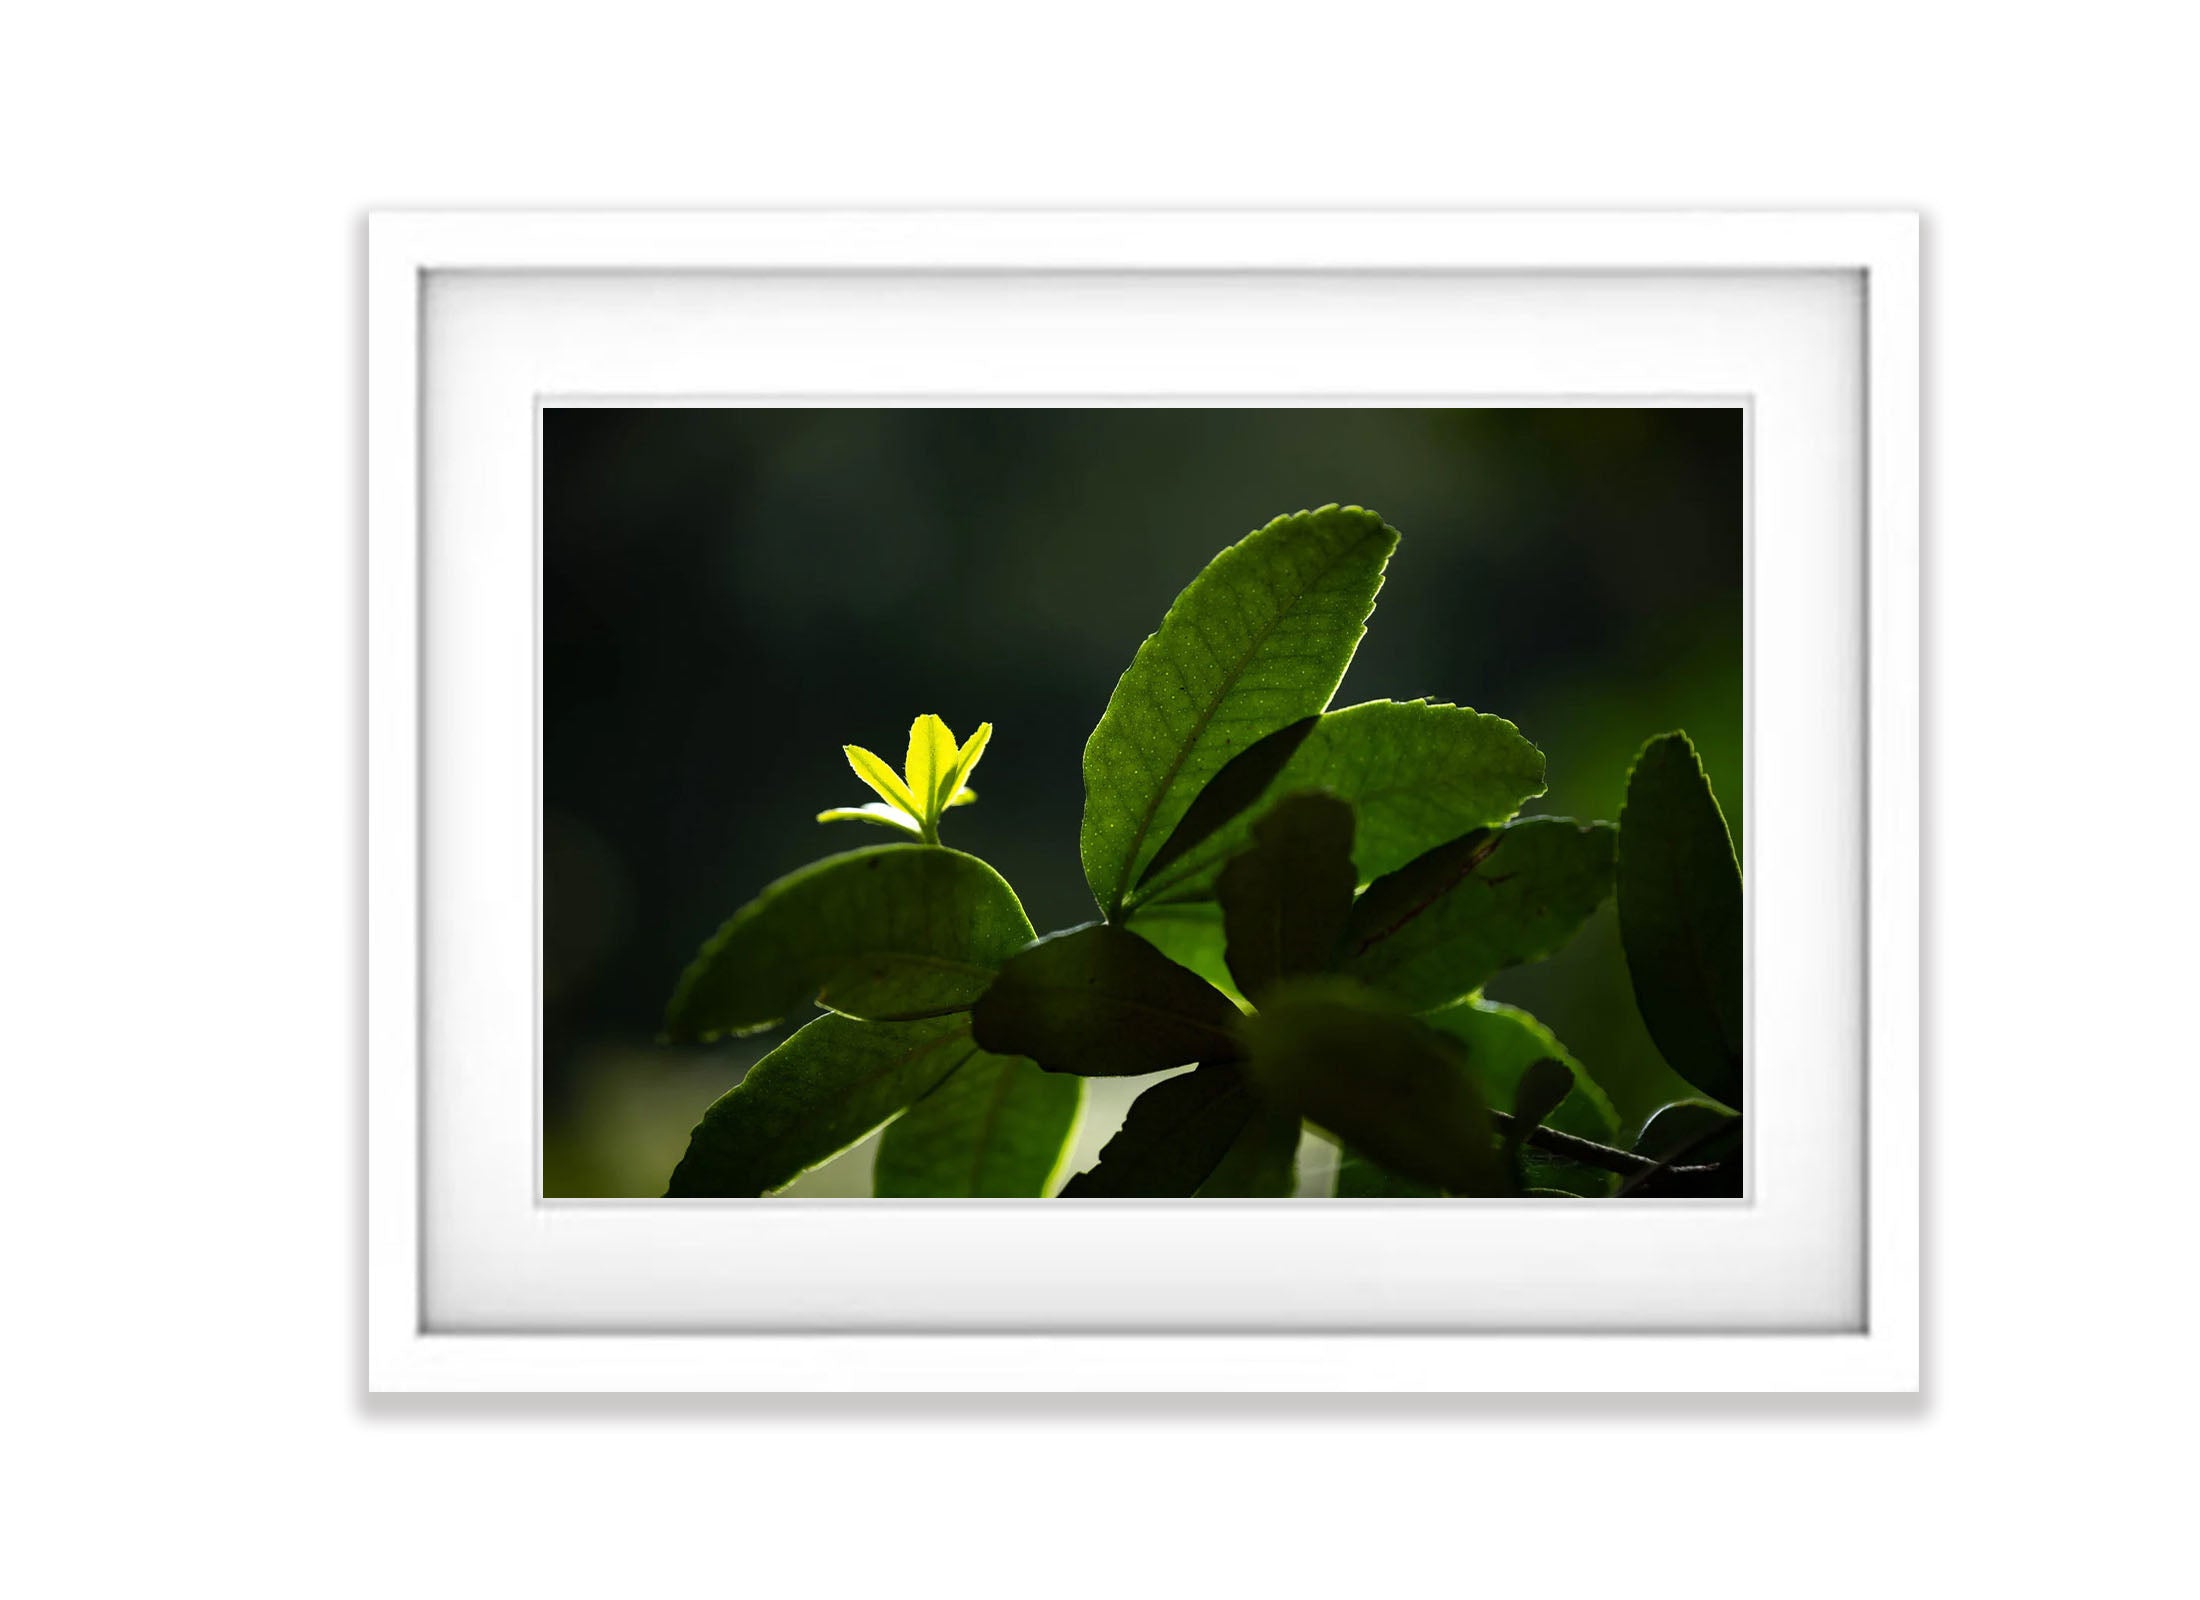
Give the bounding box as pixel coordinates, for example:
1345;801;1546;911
544;407;1742;1196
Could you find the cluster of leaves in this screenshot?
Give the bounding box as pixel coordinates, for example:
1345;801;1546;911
660;506;1742;1199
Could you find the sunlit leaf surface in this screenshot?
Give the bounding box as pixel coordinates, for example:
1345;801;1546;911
1081;505;1397;918
1341;818;1616;1013
1131;715;1318;897
904;713;960;819
1123;902;1243;1005
941;721;991;810
816;800;924;834
844;742;920;818
665;1014;978;1197
1130;699;1545;909
874;1050;1083;1197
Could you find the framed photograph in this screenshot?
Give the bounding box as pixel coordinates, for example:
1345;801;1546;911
368;211;1918;1391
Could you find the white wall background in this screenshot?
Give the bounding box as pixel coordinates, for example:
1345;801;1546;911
3;4;2192;1595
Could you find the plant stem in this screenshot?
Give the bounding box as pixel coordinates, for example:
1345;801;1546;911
1487;1111;1719;1179
1612;1116;1737;1196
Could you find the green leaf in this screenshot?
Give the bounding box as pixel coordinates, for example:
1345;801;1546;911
941;722;992;810
1196;1107;1302;1197
874;1051;1084;1197
1081;505;1399;919
1618;731;1745;1108
1131;715;1319;895
1335;1146;1439;1198
1503;1057;1576;1191
903;713;960;821
1340;818;1616;1013
1236;977;1504;1197
1123;901;1243;1004
1129;700;1547;910
1216;791;1357;1001
844;743;920;819
1058;1065;1256;1197
817;800;924;834
1420;997;1620;1196
663;845;1034;1041
664;1015;977;1196
971;923;1244;1076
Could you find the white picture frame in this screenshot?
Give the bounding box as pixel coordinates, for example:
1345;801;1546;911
368;210;1918;1393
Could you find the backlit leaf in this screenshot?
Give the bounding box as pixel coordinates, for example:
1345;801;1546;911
665;1014;977;1196
941;722;992;810
874;1050;1083;1197
1058;1065;1256;1197
904;713;960;820
1124;902;1243;1005
663;845;1034;1041
1341;818;1616;1012
1237;977;1503;1197
1129;700;1546;910
971;923;1244;1076
1131;715;1318;895
1618;731;1745;1108
1216;790;1356;1001
1421;997;1619;1194
816;801;924;834
844;743;920;819
1081;505;1398;918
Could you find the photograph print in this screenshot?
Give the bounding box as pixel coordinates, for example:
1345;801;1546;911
543;405;1743;1200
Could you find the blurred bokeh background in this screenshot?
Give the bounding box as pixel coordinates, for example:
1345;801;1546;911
544;407;1742;1197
